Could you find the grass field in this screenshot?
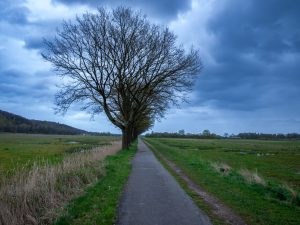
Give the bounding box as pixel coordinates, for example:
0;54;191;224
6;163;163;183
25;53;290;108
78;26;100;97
145;138;300;225
0;133;120;175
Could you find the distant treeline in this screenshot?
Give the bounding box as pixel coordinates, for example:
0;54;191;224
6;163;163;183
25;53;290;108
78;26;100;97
0;109;119;136
236;132;300;140
145;130;220;139
88;132;121;136
145;130;300;140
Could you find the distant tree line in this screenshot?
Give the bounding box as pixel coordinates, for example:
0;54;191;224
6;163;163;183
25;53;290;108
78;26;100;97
88;132;121;136
145;130;300;140
235;132;300;140
145;129;221;139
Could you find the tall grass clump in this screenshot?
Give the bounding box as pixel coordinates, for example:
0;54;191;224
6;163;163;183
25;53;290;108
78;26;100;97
239;168;266;186
211;162;231;176
0;141;121;225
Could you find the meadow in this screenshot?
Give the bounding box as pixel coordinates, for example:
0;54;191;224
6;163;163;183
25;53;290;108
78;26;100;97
145;138;300;225
0;133;120;175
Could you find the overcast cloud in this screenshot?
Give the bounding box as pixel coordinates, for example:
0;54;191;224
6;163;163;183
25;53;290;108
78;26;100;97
0;0;299;134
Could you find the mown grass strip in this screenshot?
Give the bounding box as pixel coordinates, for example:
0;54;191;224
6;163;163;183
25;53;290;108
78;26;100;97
53;142;137;225
145;138;300;225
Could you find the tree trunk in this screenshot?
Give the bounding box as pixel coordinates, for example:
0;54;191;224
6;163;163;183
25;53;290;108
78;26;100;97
132;128;138;141
122;126;132;149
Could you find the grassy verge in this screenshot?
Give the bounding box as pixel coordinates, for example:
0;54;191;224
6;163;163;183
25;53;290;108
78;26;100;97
53;142;137;225
146;138;300;189
0;142;122;225
145;138;300;225
145;141;226;225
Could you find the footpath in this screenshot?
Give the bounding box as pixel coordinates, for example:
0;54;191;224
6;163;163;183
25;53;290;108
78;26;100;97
117;139;212;225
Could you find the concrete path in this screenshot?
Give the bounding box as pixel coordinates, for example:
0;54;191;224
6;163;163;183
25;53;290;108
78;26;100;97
117;140;212;225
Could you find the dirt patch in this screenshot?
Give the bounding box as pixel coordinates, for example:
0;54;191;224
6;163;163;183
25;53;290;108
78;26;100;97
147;142;247;225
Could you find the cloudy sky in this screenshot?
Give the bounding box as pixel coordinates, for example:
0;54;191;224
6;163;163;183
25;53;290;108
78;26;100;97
0;0;299;135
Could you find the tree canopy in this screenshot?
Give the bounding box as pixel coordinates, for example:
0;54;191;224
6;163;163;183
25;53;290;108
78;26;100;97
42;7;201;148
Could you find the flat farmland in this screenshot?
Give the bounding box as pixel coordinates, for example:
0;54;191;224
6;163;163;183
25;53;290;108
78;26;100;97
0;133;120;175
145;138;300;225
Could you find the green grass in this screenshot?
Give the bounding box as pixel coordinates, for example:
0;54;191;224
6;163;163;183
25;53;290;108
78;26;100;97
0;133;120;175
148;144;226;225
145;138;300;225
53;142;137;225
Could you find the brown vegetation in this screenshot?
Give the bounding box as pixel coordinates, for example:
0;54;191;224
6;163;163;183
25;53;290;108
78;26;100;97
239;169;266;186
211;162;231;176
0;142;121;225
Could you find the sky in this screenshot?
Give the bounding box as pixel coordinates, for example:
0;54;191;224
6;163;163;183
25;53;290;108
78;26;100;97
0;0;300;135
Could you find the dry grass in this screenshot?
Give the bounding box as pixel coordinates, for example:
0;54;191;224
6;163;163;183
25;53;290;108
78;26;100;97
239;169;266;186
284;184;297;198
0;141;121;225
281;183;298;202
211;162;231;175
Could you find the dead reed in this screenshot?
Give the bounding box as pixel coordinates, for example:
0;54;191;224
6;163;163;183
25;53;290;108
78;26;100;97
211;162;231;175
0;141;121;225
239;168;266;186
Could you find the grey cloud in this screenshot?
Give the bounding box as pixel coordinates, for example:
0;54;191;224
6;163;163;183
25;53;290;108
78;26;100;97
0;69;57;100
23;21;59;50
24;36;45;50
0;1;59;51
1;0;299;134
0;0;29;25
192;0;300;113
52;0;191;20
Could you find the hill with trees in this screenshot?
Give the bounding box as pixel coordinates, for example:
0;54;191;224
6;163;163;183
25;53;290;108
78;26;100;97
0;110;87;135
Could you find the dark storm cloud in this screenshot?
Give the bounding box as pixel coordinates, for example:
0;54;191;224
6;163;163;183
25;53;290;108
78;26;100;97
209;0;300;57
52;0;191;20
194;0;300;112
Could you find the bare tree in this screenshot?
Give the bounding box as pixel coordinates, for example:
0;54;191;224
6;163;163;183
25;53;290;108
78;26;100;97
42;7;201;149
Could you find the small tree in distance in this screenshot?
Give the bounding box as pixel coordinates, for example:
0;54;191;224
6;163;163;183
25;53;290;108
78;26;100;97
178;129;185;135
42;7;202;149
202;129;211;137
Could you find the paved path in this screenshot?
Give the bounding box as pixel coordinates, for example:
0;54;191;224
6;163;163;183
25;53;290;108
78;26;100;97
117;140;212;225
